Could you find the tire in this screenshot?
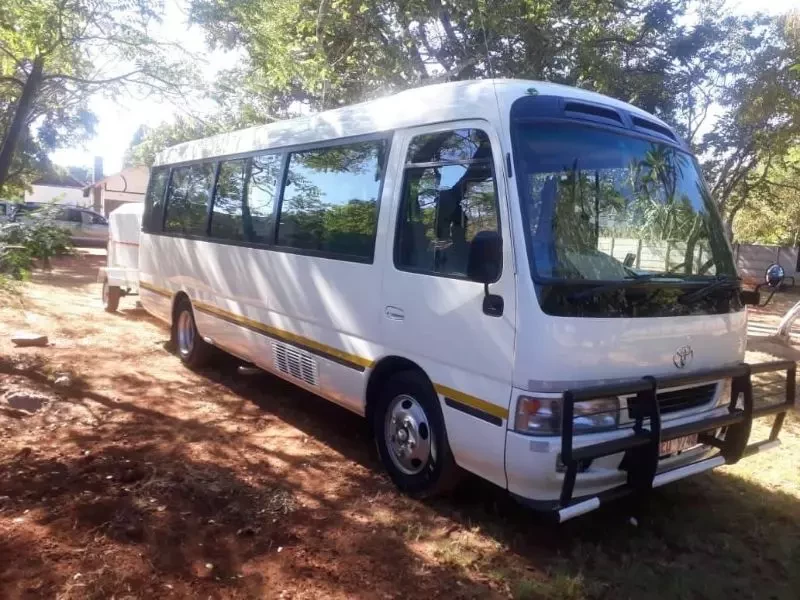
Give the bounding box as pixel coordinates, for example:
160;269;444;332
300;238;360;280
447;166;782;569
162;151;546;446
373;370;461;498
103;282;121;313
172;298;215;369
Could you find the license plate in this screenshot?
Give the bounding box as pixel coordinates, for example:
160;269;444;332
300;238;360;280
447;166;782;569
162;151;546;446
659;434;699;456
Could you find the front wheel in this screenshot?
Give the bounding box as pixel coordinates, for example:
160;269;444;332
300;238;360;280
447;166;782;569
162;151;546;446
172;299;215;369
373;371;460;498
102;282;121;312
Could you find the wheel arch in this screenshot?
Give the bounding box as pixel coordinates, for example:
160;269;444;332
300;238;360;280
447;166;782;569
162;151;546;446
365;355;435;432
170;290;191;324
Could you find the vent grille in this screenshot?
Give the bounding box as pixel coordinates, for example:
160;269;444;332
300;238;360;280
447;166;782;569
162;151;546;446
632;116;677;141
629;383;717;418
273;342;318;387
564;101;622;123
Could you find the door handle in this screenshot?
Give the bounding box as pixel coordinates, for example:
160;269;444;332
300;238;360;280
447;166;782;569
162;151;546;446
385;306;405;321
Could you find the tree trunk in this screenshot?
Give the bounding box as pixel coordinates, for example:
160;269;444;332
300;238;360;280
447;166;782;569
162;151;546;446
0;55;45;191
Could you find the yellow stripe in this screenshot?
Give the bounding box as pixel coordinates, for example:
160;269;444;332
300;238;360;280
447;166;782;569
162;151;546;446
140;283;496;413
193;300;375;370
140;281;171;297
434;383;509;421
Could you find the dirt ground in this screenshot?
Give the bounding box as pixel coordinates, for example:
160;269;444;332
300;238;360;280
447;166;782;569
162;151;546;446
0;250;798;600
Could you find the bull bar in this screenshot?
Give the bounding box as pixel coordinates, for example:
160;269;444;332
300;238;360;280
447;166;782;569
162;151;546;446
556;360;796;522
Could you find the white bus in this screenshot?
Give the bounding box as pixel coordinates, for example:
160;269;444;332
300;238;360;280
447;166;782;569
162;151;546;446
139;79;795;522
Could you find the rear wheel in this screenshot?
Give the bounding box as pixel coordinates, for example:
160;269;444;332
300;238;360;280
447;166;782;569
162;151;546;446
172;298;215;368
102;282;121;313
373;370;460;497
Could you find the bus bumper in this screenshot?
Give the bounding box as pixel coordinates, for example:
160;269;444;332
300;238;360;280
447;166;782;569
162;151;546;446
505;361;795;522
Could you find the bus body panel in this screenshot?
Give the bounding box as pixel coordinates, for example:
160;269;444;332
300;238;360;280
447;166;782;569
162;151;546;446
374;120;517;488
135;79;787;518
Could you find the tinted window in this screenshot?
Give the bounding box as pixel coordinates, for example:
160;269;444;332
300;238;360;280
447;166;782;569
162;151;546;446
277;140;385;259
396;129;499;277
245;154;281;243
406;129;493;164
144;168;169;232
210;159;247;240
513;123;735;280
164;163;215;235
56;208;82;223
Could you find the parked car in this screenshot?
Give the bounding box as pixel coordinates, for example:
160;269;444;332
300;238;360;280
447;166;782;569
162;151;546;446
12;203;109;245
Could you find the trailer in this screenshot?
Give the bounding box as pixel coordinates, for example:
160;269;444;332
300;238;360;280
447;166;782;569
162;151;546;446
97;202;143;312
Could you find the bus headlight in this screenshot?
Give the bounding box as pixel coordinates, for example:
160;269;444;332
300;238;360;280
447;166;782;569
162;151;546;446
514;395;620;435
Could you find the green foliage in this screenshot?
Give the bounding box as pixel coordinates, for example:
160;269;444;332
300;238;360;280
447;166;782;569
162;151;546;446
180;0;800;245
124;117;228;167
189;0;700;116
0;0;196;195
0;205;73;278
733;148;800;245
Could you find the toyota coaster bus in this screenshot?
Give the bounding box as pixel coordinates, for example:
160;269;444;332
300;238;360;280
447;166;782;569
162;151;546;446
138;79;795;522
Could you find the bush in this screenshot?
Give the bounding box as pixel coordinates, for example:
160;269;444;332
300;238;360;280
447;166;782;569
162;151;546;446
0;205;73;279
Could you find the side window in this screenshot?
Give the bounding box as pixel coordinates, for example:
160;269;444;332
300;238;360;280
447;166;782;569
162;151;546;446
210;159;247;240
144;167;169;232
164;163;215;235
277;139;386;260
208;154;281;243
395;128;499;277
65;208;83;223
245;153;281;243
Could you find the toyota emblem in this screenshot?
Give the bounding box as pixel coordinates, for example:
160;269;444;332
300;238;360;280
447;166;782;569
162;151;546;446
673;345;693;369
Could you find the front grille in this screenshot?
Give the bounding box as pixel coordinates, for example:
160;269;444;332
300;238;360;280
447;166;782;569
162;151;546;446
628;383;717;418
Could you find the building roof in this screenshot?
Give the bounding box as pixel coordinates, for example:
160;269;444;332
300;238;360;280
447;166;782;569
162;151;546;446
33;172;86;188
155;78;674;167
83;165;149;192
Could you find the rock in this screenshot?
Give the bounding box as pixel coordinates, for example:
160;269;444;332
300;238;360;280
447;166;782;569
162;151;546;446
53;375;72;388
4;391;49;413
11;332;49;348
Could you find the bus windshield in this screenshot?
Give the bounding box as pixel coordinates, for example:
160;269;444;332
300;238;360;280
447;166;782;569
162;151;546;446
513;123;736;282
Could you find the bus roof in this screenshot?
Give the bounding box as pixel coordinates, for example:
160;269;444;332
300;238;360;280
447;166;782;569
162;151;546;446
155;79;675;167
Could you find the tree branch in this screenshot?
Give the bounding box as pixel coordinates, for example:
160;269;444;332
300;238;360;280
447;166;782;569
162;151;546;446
41;70;143;86
0;76;24;88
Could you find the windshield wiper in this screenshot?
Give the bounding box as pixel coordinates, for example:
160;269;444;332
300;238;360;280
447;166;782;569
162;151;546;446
567;273;659;301
678;276;740;305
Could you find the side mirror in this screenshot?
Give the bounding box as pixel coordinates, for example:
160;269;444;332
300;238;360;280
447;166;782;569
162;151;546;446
746;263;787;307
623;253;636;268
467;230;502;285
765;263;785;288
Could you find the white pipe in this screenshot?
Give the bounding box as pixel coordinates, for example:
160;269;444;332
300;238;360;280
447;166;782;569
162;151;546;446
558;497;601;522
652;456;725;488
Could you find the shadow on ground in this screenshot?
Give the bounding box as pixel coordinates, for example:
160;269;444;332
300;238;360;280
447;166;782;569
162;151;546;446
2;353;797;599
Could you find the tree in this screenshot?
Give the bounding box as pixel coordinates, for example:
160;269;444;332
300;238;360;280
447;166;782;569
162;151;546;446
185;2;799;236
188;0;704;118
695;13;800;235
0;0;195;196
124;117;226;167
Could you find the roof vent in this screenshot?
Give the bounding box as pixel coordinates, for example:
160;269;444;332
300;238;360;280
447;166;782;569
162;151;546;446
632;117;677;141
564;102;622;123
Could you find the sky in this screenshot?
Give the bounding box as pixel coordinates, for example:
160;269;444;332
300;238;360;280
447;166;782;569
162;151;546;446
50;0;799;178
